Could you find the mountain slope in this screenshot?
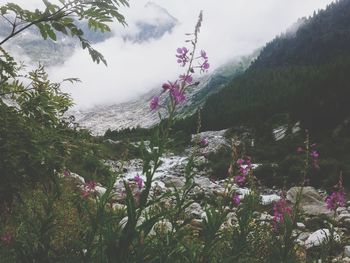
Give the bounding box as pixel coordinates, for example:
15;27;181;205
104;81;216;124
72;55;256;135
197;0;350;133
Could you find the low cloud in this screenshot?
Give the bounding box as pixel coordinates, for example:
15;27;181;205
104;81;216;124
4;0;335;108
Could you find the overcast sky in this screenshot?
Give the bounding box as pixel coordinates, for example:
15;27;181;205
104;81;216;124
2;0;335;108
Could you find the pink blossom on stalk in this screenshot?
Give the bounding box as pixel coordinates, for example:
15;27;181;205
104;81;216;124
171;87;186;105
296;147;304;154
273;198;292;231
134;174;144;189
179;74;193;84
63;170;71;177
200;138;209;147
162;80;179;92
176;47;189;66
200;50;208;60
326;191;345;211
236;159;244;166
311;150;319;159
200;61;210;72
1;233;13;246
240;167;249;176
82;181;97;199
232;194;241;205
310;150;320;169
150;96;159;111
234;175;246;187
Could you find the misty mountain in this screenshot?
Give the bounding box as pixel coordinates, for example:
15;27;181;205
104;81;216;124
123;2;178;43
71;54;256;135
0;1;178;66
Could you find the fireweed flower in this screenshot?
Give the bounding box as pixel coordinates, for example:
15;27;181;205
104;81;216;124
200;61;210;72
236;159;244;166
311;150;320;169
326;191;345;211
232;193;241;205
150;96;159;111
171;87;186;105
1;233;13;246
296;147;304;154
235;175;246;187
200;50;208;60
176;47;189;66
82;181;97;199
273;198;292;231
200;137;209;147
234;156;253;187
179;74;193;84
134;174;144;189
311;150;319;159
162;80;179;92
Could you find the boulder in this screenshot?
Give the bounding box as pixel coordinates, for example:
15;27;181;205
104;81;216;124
305;229;340;249
148;220;173;237
287;187;332;216
345;246;350;258
162;176;186;189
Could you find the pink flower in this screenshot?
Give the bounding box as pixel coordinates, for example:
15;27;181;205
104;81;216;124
200;50;208;60
200;138;209;147
232;194;241;205
326;191;345;211
311;150;319;159
171;87;186;105
150;96;159;111
176;47;189;66
63;170;71;177
234;175;246;187
236;159;244;166
297;147;304;154
82;181;97;199
162;80;179;92
1;233;13;246
179;74;193;84
134;174;144;189
200;61;210;72
273;198;292;231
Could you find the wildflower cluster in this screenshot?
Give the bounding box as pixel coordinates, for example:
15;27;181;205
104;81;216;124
232;193;241;205
297;143;320;170
81;180;97;199
134;174;144;190
273;198;292;231
234;156;252;187
200;137;209;147
150;11;209;112
326;177;345;211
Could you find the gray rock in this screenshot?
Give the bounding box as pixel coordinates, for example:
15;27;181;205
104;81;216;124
287;187;332;216
297;222;306;230
337;213;350;222
298;232;311;241
185;202;204;219
163;176;186;189
148;219;173;237
305;229;340;249
345;246;350;258
342;257;350;263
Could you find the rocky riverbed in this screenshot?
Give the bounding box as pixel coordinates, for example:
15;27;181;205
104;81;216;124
66;129;350;262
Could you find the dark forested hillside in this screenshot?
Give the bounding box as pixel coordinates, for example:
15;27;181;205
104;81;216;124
198;0;350;133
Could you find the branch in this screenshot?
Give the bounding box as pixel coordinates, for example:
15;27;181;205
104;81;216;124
0;3;70;46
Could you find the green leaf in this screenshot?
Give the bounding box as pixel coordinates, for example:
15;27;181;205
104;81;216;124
51;22;67;35
36;23;48;40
